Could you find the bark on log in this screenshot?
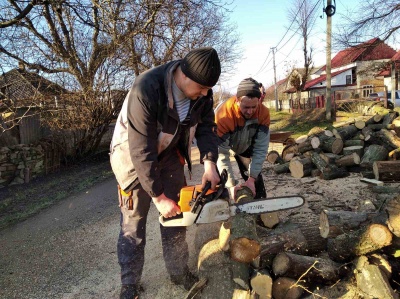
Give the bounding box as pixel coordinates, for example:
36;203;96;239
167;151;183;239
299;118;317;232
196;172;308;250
343;139;364;147
374;128;400;150
332;125;358;140
272;252;341;284
274;162;290;174
271;277;303;299
365;113;383;125
257;222;308;269
230;187;260;263
354;255;399;299
382;111;399;127
310;151;348;180
373;161;400;182
289;157;313;178
371;185;400;194
335;152;360;167
342;145;364;157
249;269;273;299
319;152;338;164
360;144;389;169
319;210;370;238
319;136;343;154
362;126;375;142
232;260;250;290
297;139;314;154
327;223;393;262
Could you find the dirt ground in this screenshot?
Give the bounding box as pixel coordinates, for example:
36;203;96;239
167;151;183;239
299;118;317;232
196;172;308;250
0;143;399;298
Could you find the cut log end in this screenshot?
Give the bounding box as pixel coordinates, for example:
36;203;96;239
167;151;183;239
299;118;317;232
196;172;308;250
230;237;261;263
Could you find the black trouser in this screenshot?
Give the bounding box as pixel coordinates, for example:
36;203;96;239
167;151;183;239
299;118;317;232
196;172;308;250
117;152;188;285
234;148;266;199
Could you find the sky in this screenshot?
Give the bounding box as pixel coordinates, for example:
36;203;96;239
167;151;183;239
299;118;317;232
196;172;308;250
220;0;362;94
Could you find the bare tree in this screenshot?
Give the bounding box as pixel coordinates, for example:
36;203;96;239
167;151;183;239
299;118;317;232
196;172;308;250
335;1;400;48
0;0;38;29
287;0;319;94
0;0;241;160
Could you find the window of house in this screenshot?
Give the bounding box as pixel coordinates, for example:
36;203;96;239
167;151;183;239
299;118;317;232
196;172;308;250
346;75;351;85
351;69;357;84
362;85;374;97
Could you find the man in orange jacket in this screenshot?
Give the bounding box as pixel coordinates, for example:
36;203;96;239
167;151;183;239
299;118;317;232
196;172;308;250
215;77;270;198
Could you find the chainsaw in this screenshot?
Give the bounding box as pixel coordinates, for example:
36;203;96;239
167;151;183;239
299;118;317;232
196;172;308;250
159;169;305;227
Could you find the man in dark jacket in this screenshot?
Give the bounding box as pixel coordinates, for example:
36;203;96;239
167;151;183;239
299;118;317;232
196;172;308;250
110;47;221;299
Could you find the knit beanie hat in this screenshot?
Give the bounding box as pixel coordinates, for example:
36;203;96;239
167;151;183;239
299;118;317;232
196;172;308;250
236;78;262;99
181;47;221;87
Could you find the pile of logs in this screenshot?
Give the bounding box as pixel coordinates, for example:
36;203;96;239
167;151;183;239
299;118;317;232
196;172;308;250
267;111;400;182
190;187;400;299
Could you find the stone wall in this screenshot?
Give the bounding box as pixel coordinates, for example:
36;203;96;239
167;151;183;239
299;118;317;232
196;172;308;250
0;144;44;188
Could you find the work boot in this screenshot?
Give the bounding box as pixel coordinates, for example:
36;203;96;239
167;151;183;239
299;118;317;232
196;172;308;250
170;270;199;290
120;284;139;299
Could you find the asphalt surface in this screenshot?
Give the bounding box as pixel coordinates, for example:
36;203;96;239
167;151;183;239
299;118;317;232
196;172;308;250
0;175;200;299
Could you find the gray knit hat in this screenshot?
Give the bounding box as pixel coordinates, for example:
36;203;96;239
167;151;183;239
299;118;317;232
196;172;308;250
181;47;221;87
236;77;262;99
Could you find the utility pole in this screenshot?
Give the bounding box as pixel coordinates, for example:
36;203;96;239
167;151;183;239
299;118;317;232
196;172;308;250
325;0;333;121
271;47;279;111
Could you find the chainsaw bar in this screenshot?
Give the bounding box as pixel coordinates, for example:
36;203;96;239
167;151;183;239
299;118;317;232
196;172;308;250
234;195;305;214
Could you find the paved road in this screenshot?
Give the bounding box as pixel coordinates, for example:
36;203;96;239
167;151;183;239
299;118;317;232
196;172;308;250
0;163;205;299
0;146;239;299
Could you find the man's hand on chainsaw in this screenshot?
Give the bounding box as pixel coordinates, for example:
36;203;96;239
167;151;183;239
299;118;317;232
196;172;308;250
152;193;181;218
202;160;220;190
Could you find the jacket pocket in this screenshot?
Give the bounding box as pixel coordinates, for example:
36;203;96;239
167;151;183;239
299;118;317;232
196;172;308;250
110;141;136;191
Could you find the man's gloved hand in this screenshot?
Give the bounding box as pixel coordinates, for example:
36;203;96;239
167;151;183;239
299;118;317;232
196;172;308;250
152;193;181;218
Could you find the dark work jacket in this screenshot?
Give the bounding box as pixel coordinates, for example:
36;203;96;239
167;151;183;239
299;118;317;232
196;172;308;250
110;60;218;196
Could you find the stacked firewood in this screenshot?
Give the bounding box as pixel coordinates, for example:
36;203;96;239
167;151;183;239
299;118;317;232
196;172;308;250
267;110;400;183
190;187;400;299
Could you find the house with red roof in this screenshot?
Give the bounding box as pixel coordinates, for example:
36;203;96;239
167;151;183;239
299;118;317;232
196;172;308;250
298;38;397;100
376;50;400;91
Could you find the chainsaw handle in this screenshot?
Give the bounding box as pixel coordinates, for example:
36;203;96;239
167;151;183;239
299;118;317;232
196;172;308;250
190;181;211;213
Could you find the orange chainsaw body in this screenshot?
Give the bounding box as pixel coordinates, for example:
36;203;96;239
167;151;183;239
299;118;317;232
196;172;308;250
178;185;216;212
